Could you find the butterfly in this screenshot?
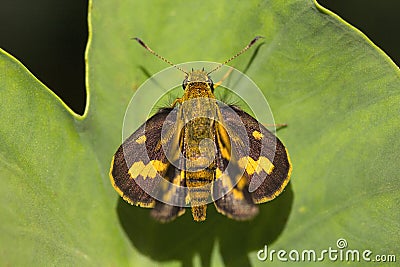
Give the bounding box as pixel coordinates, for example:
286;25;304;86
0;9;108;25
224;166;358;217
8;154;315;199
110;37;292;222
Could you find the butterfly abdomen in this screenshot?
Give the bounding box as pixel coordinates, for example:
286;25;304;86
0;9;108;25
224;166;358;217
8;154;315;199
182;116;217;222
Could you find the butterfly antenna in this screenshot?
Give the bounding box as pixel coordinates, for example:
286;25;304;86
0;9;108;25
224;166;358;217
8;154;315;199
208;36;264;75
133;37;188;75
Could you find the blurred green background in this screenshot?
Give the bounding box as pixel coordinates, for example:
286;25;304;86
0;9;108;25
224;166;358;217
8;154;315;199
0;0;398;115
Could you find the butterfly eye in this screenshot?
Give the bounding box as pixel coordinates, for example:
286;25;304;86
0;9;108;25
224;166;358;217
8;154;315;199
182;77;188;90
207;78;214;91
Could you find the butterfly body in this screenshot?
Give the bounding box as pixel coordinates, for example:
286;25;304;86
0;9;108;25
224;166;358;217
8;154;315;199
179;70;219;221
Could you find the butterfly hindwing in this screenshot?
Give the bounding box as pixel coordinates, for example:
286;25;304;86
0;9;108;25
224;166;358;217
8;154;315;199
150;165;187;222
212;153;259;220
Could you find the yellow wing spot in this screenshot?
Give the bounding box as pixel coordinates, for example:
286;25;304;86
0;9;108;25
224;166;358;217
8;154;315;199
128;160;168;179
236;176;247;190
253;147;292;204
252;130;263;140
216;122;232;161
215;168;223;179
259;157;274;174
231;176;247;200
232;188;244;200
151;160;169;173
128;161;146;178
238;156;274;175
220;146;231;161
135;135;147;144
142;162;156;179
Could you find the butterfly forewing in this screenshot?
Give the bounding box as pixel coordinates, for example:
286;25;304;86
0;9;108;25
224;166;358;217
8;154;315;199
110;107;179;208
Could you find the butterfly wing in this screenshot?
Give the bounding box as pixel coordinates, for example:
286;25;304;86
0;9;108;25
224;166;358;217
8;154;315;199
110;107;180;207
218;105;292;204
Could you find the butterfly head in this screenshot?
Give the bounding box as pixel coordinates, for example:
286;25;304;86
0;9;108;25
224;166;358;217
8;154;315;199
182;68;214;91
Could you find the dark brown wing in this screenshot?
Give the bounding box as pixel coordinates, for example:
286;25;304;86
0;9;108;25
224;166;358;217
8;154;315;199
110;107;179;208
219;105;292;204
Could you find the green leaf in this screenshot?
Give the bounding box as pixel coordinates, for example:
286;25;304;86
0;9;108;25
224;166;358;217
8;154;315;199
1;0;399;266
